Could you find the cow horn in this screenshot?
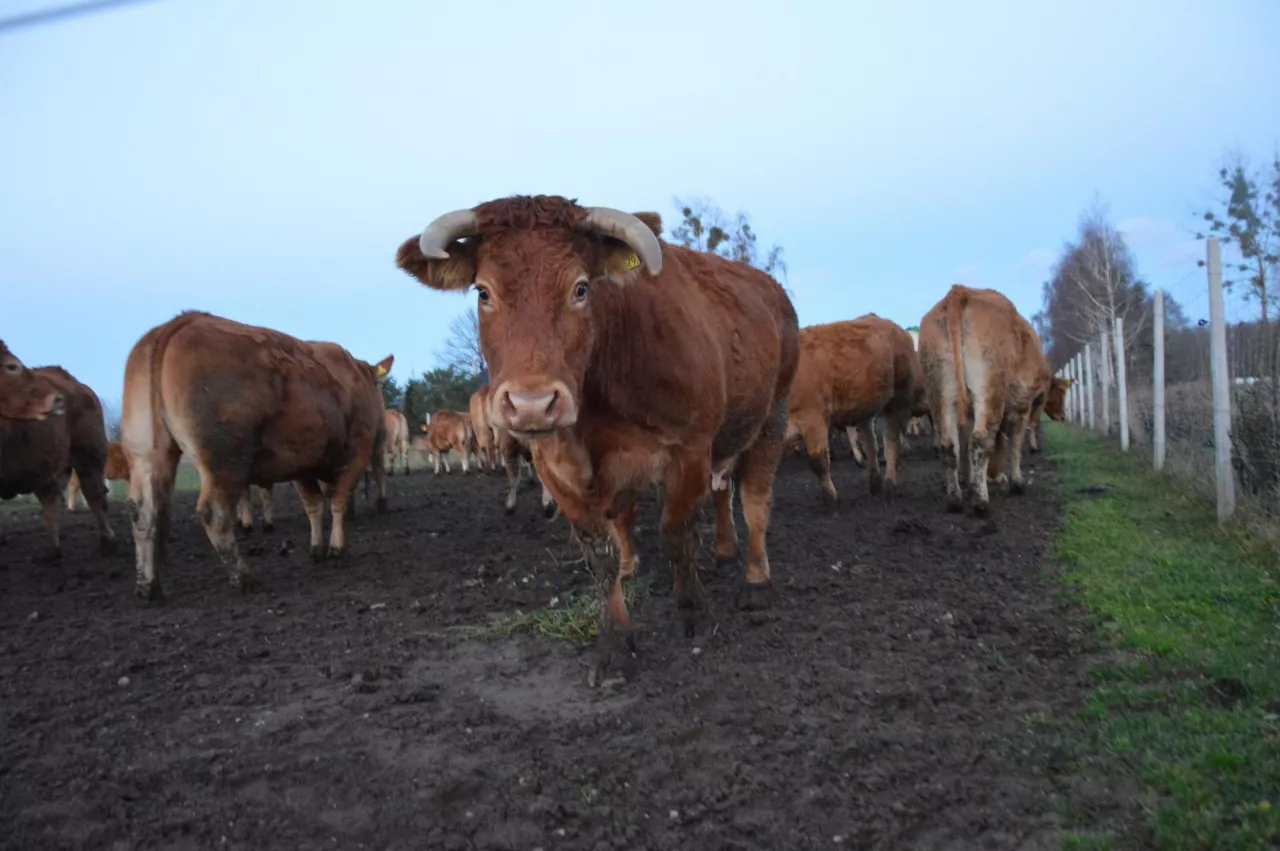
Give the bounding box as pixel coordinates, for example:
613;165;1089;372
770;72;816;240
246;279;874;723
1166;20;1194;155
418;209;480;260
581;207;663;277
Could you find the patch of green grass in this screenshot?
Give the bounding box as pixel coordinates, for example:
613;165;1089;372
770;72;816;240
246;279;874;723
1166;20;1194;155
1046;423;1280;849
468;575;654;643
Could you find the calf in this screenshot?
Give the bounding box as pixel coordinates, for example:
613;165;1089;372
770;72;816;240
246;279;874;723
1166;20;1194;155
397;194;798;681
1;364;116;561
918;284;1069;515
784;314;922;502
121;311;392;599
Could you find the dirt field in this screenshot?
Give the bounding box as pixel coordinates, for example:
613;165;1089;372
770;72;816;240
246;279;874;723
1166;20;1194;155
0;438;1094;850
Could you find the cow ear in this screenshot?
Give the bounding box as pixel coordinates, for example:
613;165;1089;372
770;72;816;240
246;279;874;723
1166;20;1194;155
396;236;477;291
592;211;663;282
373;355;394;382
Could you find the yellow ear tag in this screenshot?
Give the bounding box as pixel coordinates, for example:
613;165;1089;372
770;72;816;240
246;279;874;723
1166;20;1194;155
376;365;388;377
623;251;640;271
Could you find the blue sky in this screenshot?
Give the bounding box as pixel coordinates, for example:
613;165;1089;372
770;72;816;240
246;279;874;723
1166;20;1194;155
3;0;1278;413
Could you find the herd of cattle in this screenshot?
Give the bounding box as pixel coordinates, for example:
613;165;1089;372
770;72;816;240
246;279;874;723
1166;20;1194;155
1;194;1069;673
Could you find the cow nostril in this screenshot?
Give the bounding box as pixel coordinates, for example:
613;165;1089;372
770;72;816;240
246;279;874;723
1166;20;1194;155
500;391;518;422
545;390;560;419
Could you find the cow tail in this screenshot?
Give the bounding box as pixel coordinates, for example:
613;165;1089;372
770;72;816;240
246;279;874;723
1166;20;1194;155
946;287;968;428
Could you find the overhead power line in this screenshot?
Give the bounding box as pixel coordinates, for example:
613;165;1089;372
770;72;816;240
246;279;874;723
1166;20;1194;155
0;0;159;36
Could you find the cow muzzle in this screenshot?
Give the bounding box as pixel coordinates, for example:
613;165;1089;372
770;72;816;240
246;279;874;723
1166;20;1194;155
493;381;577;436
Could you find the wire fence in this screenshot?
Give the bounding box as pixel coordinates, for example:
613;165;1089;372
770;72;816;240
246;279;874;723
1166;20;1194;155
1058;237;1280;547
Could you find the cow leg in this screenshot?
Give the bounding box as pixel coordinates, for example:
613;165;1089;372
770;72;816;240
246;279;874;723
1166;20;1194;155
609;497;640;581
293;478;327;561
503;441;523;514
856;420;883;495
127;442;180;601
457;440;470;474
77;464;118;554
734;404;788;610
663;450;712;634
967;398;1001;518
1006;413;1030;494
34;487;64;564
235;489;255;535
324;457;369;558
987;425;1010;487
935;404;964;513
371;455;388;514
882;412;909;497
194;468;259;592
712;479;738;571
65;472;80;513
258;485;275;532
798;413;837;503
845;426;866;467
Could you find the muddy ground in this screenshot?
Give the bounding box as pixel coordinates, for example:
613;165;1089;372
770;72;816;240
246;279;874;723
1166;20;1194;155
1;437;1099;850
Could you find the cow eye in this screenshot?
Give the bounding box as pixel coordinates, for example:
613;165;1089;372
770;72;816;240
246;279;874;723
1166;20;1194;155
476;286;490;305
572;280;590;303
3;362;18;373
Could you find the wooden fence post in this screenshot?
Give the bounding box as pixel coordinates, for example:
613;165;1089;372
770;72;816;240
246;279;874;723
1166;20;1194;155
1084;344;1095;430
1114;316;1129;451
1207;237;1236;521
1153;289;1166;471
1076;353;1086;422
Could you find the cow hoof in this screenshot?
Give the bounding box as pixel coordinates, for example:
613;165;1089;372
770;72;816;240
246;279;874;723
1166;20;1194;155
543;502;557;519
233;573;264;594
327;546;346;560
376;497;388;515
1010;479;1026;495
588;630;638;688
309;546;326;562
713;555;738;577
868;475;883;496
883;479;898;501
99;536;118;556
263;522;276;534
970;501;992;519
239;523;254;537
945;497;965;514
35;546;62;565
736;580;775;611
135;581;165;602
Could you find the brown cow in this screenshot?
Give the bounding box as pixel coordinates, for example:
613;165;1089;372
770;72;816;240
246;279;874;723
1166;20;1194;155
423;410;474;474
397;194;798;680
0;341;65;423
0;364;116;561
918;284;1069;515
121;311;393;599
784;314;923;502
469;385;499;474
66;439;130;511
383;409;410;475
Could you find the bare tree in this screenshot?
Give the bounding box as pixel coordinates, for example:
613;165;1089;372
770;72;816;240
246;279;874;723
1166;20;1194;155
437;307;486;379
1039;199;1151;367
670;197;789;287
